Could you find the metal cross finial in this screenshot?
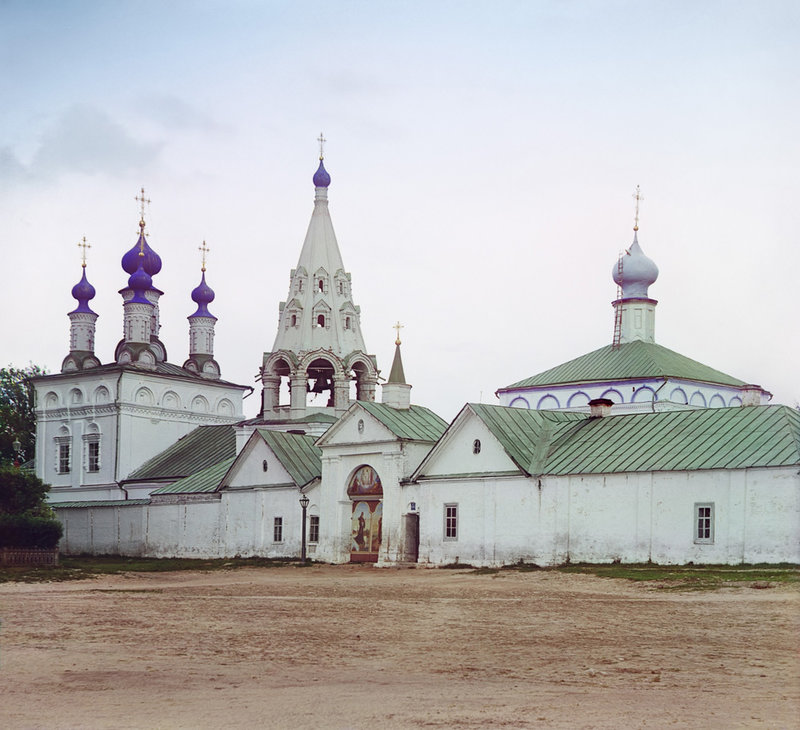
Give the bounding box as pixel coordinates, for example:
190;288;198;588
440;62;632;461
393;320;404;346
199;240;210;272
77;236;91;267
317;133;326;160
632;184;644;232
135;187;151;222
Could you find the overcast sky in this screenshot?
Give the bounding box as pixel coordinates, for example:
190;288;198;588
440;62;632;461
2;0;797;421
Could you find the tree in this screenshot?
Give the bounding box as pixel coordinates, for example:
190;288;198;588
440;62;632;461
0;464;62;549
0;364;46;464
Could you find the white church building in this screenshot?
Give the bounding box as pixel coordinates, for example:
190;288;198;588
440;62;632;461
37;154;800;566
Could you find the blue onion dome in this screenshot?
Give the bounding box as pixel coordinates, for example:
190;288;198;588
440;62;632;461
313;158;331;188
612;232;659;299
121;220;162;277
69;266;97;314
189;271;216;318
128;256;153;304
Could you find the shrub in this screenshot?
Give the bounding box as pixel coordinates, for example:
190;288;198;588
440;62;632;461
0;514;63;549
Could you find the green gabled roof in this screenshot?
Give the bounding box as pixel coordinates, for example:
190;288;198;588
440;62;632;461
543;404;800;475
151;457;236;495
469;404;586;474
468;404;800;476
257;430;322;487
126;425;236;481
501;340;748;390
358;401;448;442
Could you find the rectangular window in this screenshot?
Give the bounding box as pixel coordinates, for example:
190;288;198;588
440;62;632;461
273;517;283;543
444;503;458;541
88;441;100;472
309;514;320;543
694;503;714;544
58;443;71;474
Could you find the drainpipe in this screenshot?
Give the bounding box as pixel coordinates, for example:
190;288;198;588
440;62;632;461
114;370;124;498
651;377;668;413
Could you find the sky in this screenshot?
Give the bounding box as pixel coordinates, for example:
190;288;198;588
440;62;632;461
1;0;797;422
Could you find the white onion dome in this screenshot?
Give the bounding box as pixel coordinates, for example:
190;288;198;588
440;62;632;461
612;232;659;299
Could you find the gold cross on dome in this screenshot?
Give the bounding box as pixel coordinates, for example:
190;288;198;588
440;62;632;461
317;132;326;160
199;241;210;271
77;236;91;267
632;184;644;232
393;320;404;345
135;187;151;222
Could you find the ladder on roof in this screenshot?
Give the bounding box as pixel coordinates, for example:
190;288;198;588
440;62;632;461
612;252;624;349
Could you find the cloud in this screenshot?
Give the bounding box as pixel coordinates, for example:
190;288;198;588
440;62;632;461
0;105;161;184
140;94;224;132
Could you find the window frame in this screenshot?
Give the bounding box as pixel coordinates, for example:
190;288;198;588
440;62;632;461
309;514;320;543
443;503;458;541
87;440;100;472
694;503;714;544
57;440;71;474
273;516;283;543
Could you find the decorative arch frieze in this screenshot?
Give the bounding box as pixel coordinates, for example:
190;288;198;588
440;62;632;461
600;388;624;404
537;394;560;409
566;391;590;408
632;386;657;403
509;396;530;409
670;387;688;404
709;394;726;408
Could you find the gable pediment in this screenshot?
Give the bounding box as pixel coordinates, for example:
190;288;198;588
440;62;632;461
316;404;400;449
222;432;294;489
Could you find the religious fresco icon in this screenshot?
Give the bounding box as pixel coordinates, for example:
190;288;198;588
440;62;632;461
348;466;383;562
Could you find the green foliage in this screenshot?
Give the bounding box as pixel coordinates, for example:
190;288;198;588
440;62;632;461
0;463;52;515
0;460;62;551
0;513;62;548
0;364;46;463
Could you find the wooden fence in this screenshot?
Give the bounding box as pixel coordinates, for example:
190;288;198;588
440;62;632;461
0;548;59;566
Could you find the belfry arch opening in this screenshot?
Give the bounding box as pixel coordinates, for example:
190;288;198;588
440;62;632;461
351;361;369;401
306;357;335;407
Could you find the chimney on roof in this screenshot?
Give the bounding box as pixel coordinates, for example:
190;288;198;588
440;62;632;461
589;398;614;418
740;385;763;407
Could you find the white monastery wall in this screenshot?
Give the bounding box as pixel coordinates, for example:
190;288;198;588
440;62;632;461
416;466;800;567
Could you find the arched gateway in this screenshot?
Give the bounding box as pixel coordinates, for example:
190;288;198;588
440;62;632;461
347;465;383;562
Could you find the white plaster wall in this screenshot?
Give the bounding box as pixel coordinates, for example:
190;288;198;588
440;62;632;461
37;369;246;503
422;417;517;477
417;467;800;566
225;438;294;488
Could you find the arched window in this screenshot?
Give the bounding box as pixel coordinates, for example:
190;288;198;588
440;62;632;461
345;316;351;330
317;314;325;328
318;279;324;292
291;314;297;327
473;439;481;454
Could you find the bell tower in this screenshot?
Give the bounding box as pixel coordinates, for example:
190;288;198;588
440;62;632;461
259;140;379;428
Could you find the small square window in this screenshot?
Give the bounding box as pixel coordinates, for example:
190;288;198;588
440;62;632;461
309;514;320;543
694;503;714;544
444;503;458;541
273;517;283;543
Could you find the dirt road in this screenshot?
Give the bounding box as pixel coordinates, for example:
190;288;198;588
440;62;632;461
1;565;797;729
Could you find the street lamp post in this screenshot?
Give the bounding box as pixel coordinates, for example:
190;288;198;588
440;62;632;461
12;437;22;468
299;494;310;564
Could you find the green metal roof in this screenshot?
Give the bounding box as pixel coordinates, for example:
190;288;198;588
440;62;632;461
50;499;151;508
257;430;322;487
126;425;236;481
358;401;448;442
469;405;586;474
151;457;235;495
467;404;800;476
501;340;749;390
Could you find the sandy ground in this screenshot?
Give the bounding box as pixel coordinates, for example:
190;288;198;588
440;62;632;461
1;565;798;730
